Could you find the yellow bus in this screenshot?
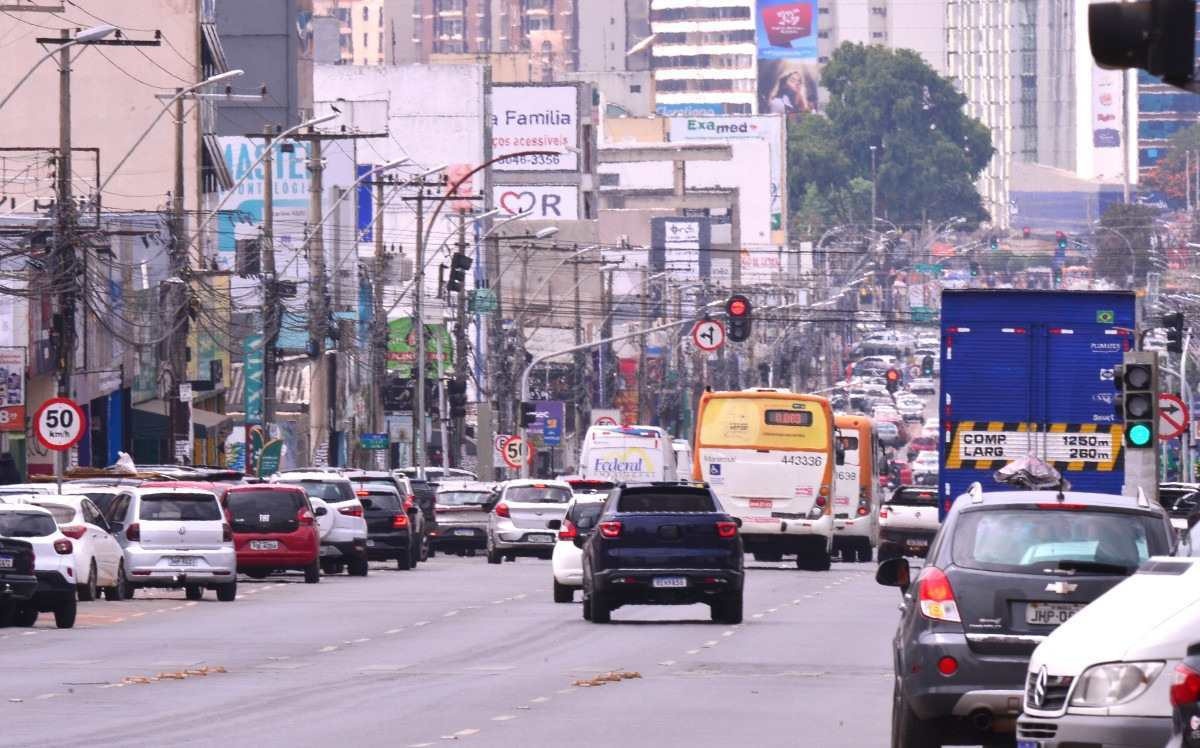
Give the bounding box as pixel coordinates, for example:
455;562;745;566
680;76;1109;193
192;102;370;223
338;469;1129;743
832;414;884;562
693;389;837;571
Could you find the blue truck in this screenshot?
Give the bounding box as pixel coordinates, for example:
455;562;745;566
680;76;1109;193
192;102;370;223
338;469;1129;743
937;290;1138;519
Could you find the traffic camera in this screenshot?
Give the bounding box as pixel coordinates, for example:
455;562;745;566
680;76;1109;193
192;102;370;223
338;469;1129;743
1164;312;1185;354
448;377;468;419
1113;358;1157;448
725;294;752;343
1089;0;1195;90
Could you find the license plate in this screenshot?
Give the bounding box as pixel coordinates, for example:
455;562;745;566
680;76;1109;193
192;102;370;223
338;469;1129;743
749;499;773;509
454;529;475;537
365;539;376;547
1017;741;1041;748
0;555;11;568
1026;601;1084;625
526;534;553;543
906;539;929;548
168;556;198;567
652;576;687;589
249;540;279;551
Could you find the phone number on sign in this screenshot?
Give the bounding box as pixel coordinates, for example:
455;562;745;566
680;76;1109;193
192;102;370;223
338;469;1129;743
496;153;565;167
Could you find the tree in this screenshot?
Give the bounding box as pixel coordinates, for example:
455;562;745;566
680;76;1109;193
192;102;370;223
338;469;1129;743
1094;203;1161;284
787;43;994;232
1143;123;1200;206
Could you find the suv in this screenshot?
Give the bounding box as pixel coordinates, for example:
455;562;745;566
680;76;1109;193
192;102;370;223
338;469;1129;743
223;485;323;583
105;487;238;601
273;472;369;576
581;483;744;624
348;470;427;562
877;484;1174;747
0;536;36;625
878;486;941;561
351;480;416;570
0;505;76;628
399;473;439;558
486;479;573;563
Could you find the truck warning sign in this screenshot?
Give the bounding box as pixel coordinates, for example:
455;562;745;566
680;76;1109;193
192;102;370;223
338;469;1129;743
948;422;1121;472
957;430;1032;460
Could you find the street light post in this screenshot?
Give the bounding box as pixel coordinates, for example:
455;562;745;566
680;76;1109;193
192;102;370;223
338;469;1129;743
869;145;878;228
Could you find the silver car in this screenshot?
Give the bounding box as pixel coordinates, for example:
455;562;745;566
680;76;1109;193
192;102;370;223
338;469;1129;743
105;486;238;601
486;479;572;563
434;481;496;556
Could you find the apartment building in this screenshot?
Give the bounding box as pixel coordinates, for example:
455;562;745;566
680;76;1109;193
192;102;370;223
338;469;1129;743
649;0;758;115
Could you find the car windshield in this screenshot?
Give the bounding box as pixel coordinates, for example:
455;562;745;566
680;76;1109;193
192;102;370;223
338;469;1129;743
504;485;571;503
0;511;57;537
567;501;605;530
139;493;222;521
438;491;492;506
278;479;354;504
616;489;716;513
888;488;938;506
226;490;303;520
952;508;1168;573
32;503;75;524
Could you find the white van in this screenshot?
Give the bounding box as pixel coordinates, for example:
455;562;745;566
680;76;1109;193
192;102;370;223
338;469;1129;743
578;425;675;483
671;439;693;481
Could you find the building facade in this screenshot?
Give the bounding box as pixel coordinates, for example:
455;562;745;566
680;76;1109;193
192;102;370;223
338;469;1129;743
649;0;757;115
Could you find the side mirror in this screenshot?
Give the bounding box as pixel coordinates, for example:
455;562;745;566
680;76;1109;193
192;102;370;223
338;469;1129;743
547;519;562;530
313;506;328;517
875;557;911;590
573;533;588;549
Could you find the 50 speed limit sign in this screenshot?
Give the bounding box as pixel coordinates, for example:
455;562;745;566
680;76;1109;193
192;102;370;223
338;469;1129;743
500;435;531;469
33;397;86;452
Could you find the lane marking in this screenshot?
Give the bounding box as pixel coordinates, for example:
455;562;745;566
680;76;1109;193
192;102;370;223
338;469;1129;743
353;638;370;644
35;693;60;700
750;613;764;619
414;620;430;627
722;630;735;637
555;687;576;694
385;628;404;635
659;660;676;666
529;696;550;704
702;640;718;648
491;715;516;722
444;610;459;617
319;646;338;653
184;602;197;607
686;649;700;655
453;728;480;737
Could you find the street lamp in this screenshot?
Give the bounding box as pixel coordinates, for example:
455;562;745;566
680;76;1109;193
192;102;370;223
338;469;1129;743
0;24;116;112
869;145;878;229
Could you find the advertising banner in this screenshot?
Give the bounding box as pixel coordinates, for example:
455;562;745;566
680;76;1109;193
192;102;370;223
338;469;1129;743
492;185;579;220
651;217;713;283
217;137;312;273
243;334;264;426
527;400;565;447
1091;66;1124;180
656;103;726;117
756;0;821;115
490;85;579;172
386;318;454;378
0;346;24;432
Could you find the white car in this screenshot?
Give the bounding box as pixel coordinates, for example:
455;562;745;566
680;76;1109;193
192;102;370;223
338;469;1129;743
908;377;937;395
0;503;79;627
895;397;925;421
486;479;573;563
1017;556;1200;748
912;450;938;484
274;471;370;576
550;495;607;602
27;494;125;601
105;486;238;601
0;483;56;499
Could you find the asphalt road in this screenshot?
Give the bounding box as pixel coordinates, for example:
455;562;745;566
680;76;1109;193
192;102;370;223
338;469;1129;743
2;555;899;747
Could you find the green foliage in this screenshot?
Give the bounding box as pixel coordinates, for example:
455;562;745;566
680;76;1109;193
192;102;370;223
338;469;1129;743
1095;203;1161;283
1143;123;1200;204
787;43;994;233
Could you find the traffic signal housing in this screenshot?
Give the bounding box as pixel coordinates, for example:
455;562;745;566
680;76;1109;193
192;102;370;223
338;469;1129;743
446;252;472;293
726;294;752;342
1113;359;1157;448
1164;312;1184;353
921;356;934;377
885;368;901;393
1089;0;1196;88
448;377;468;419
520;401;537;428
383;377;414;411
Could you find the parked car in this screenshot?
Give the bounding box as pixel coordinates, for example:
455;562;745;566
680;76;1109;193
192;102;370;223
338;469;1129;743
61;484;124;517
273;472;369;576
26;494;125;601
223;484;323;583
1167;641;1200;748
581;482;744;624
549;494;607;602
1159;482;1200;541
433;481;495;555
877;484;1174;747
1018;556;1200;748
0;503;80;627
486;479;573;563
0;536;36;625
877;486;940;561
104;486;239;601
0;484;56;499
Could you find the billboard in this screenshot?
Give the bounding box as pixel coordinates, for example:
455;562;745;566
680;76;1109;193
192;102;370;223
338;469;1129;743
217;137;312;274
650;217;714;283
1091;65;1124;180
492;185;579;220
0;347;25;432
756;0;821;115
386;318;454;378
656;103;726;117
490;85;579;172
527;400;565;447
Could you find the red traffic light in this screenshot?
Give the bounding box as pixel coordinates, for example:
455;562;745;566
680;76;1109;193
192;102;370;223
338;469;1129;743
728;298;748;317
886;368;900;381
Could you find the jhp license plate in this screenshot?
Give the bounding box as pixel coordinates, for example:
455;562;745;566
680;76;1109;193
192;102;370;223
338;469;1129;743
454;529;475;537
652;576;687;589
1017;741;1041;748
906;538;929;548
0;555;11;568
527;534;554;543
1026;602;1084;625
249;540;279;551
168;556;199;567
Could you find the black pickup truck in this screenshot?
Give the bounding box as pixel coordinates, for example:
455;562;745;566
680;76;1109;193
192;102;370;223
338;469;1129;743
0;537;37;624
581;483;744;624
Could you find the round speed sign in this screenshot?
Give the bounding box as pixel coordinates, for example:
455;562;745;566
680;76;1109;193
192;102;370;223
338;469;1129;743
500;435;531;469
33;397;87;452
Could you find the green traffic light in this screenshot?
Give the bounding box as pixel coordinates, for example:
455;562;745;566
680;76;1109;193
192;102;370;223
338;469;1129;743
1127;423;1153;447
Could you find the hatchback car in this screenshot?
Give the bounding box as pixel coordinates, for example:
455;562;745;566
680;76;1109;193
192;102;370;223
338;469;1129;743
877;485;1174;747
550;494;607;602
27;494;125;601
354;482;416;570
433;481;496;555
273;472;369;576
105;486;238;601
0;504;79;627
223;485;323;583
486;479;573;563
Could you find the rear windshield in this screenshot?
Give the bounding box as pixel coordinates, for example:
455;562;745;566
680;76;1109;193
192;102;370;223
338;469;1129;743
952;508;1169;573
226;490;304;519
33;503;75;524
359;491;401;511
889;488;938;506
139;493;222;521
0;511;57;537
278;479;353;504
505;486;572;503
1159;488;1199;518
616;490;716;513
438;491;492;506
568;502;605;530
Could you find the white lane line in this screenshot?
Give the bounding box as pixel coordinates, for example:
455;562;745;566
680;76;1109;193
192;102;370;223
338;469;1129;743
722;630;735;637
659;660;676;667
353;638;370;644
453;728;480;737
686;649;701;655
513;593;527;599
35;693;60;700
702;640;718;648
274;583;286;588
171;606;185;611
245;590;258;595
385;628;404;635
184;602;198;607
154;608;169;614
319;646;338;653
444;610;459;617
414;620;430;627
20;631;36;637
111;618;126;623
767;607;778;613
792;598;802;604
491;715;517;722
490;600;504;605
750;613;764;619
529;696;550;704
555;687;576;694
408;743;434;747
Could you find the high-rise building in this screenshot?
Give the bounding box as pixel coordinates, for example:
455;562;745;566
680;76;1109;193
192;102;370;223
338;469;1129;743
1136;9;1200;179
649;0;758;115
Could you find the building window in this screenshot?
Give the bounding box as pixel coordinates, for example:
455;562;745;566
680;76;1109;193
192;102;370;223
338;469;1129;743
379;33;383;52
362;6;368;21
363;32;368;48
650;6;751;22
379;8;383;26
870;6;887;15
630;84;641;93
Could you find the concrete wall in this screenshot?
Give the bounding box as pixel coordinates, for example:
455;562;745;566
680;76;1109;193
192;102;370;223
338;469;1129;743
217;0;310;135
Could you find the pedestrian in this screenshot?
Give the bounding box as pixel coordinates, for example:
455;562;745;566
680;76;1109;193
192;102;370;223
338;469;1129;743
0;452;20;484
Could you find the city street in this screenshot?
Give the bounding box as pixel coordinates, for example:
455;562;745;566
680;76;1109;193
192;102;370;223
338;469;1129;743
2;558;895;747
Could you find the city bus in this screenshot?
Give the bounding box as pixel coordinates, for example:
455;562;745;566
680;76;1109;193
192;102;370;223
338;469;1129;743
832;415;885;563
693;389;837;570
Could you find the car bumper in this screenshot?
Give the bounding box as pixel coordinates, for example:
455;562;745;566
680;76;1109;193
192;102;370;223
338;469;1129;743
320;539;367;561
742;513;834;538
236;548;318;569
833;515;873;539
1016;713;1171;747
880;528;937;555
0;572;39;602
903;630;1030;732
366;531;411;559
492;530;557;554
432;524;488;549
125;547;238;585
592;568;743;604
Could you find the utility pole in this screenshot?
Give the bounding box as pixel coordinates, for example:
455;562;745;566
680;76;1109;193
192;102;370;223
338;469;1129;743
452;212;469;468
413;189;427;468
572;255;584;440
306;134;330;465
260;125;277;429
169;86;190;464
55;28;73;401
372;175;388;438
638;268;649;424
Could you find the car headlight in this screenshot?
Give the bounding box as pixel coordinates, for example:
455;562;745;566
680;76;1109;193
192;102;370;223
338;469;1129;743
1069;661;1164;707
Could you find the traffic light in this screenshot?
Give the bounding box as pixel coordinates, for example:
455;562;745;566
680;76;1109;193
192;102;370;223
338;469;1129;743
448;377;468;419
1056;231;1068;252
989;236;999;251
1113;359;1157;448
885;368;901;393
725;294;752;342
921;355;934;377
1052;265;1063;287
1164;312;1185;353
446;252;472;293
969;261;981;277
1089;0;1195;88
424;378;439;414
520;401;537;428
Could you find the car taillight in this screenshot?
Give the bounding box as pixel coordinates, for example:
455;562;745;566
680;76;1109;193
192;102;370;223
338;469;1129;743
856;503;870;517
339;505;363;518
879;508;889;519
558;520;577;541
917;566;961;623
296;508;314;526
494;502;510;518
126;523;140;542
715;521;738;539
598;520;622;538
60;525;87;540
53;538;73;555
222;523;232;542
1170;663;1200;707
392;513;408;529
405;495;415;510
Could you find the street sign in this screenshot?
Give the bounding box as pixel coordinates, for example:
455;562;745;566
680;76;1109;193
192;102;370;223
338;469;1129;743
691;319;726;352
590;409;620;428
1158;393;1189;440
910;306;936;323
500;435;530;469
33;397;86;452
178;382;193;403
469;288;498;315
360;432;389;450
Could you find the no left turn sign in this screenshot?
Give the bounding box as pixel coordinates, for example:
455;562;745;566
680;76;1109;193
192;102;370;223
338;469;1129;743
33;397;87;452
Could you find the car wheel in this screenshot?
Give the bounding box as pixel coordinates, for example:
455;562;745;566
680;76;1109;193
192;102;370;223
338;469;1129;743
304;560;320;584
53;595;77;629
419;535;430;562
553;580;574;603
796;552;832;571
396;551;412;571
857;540;874;563
77;561;98;602
320;560;338;575
505;554;516;563
105;562;128;601
591;591;611;624
348;556;369;577
243;569;271;580
892;679;939;748
216;582;238;602
13;605;37;627
185;585;204;601
581;590;593;621
714;594;743;625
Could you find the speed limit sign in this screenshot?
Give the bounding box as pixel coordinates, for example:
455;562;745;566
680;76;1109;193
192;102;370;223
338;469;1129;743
500;435;530;469
33;397;86;452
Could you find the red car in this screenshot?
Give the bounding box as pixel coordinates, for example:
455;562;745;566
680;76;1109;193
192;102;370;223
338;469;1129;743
222;484;322;583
